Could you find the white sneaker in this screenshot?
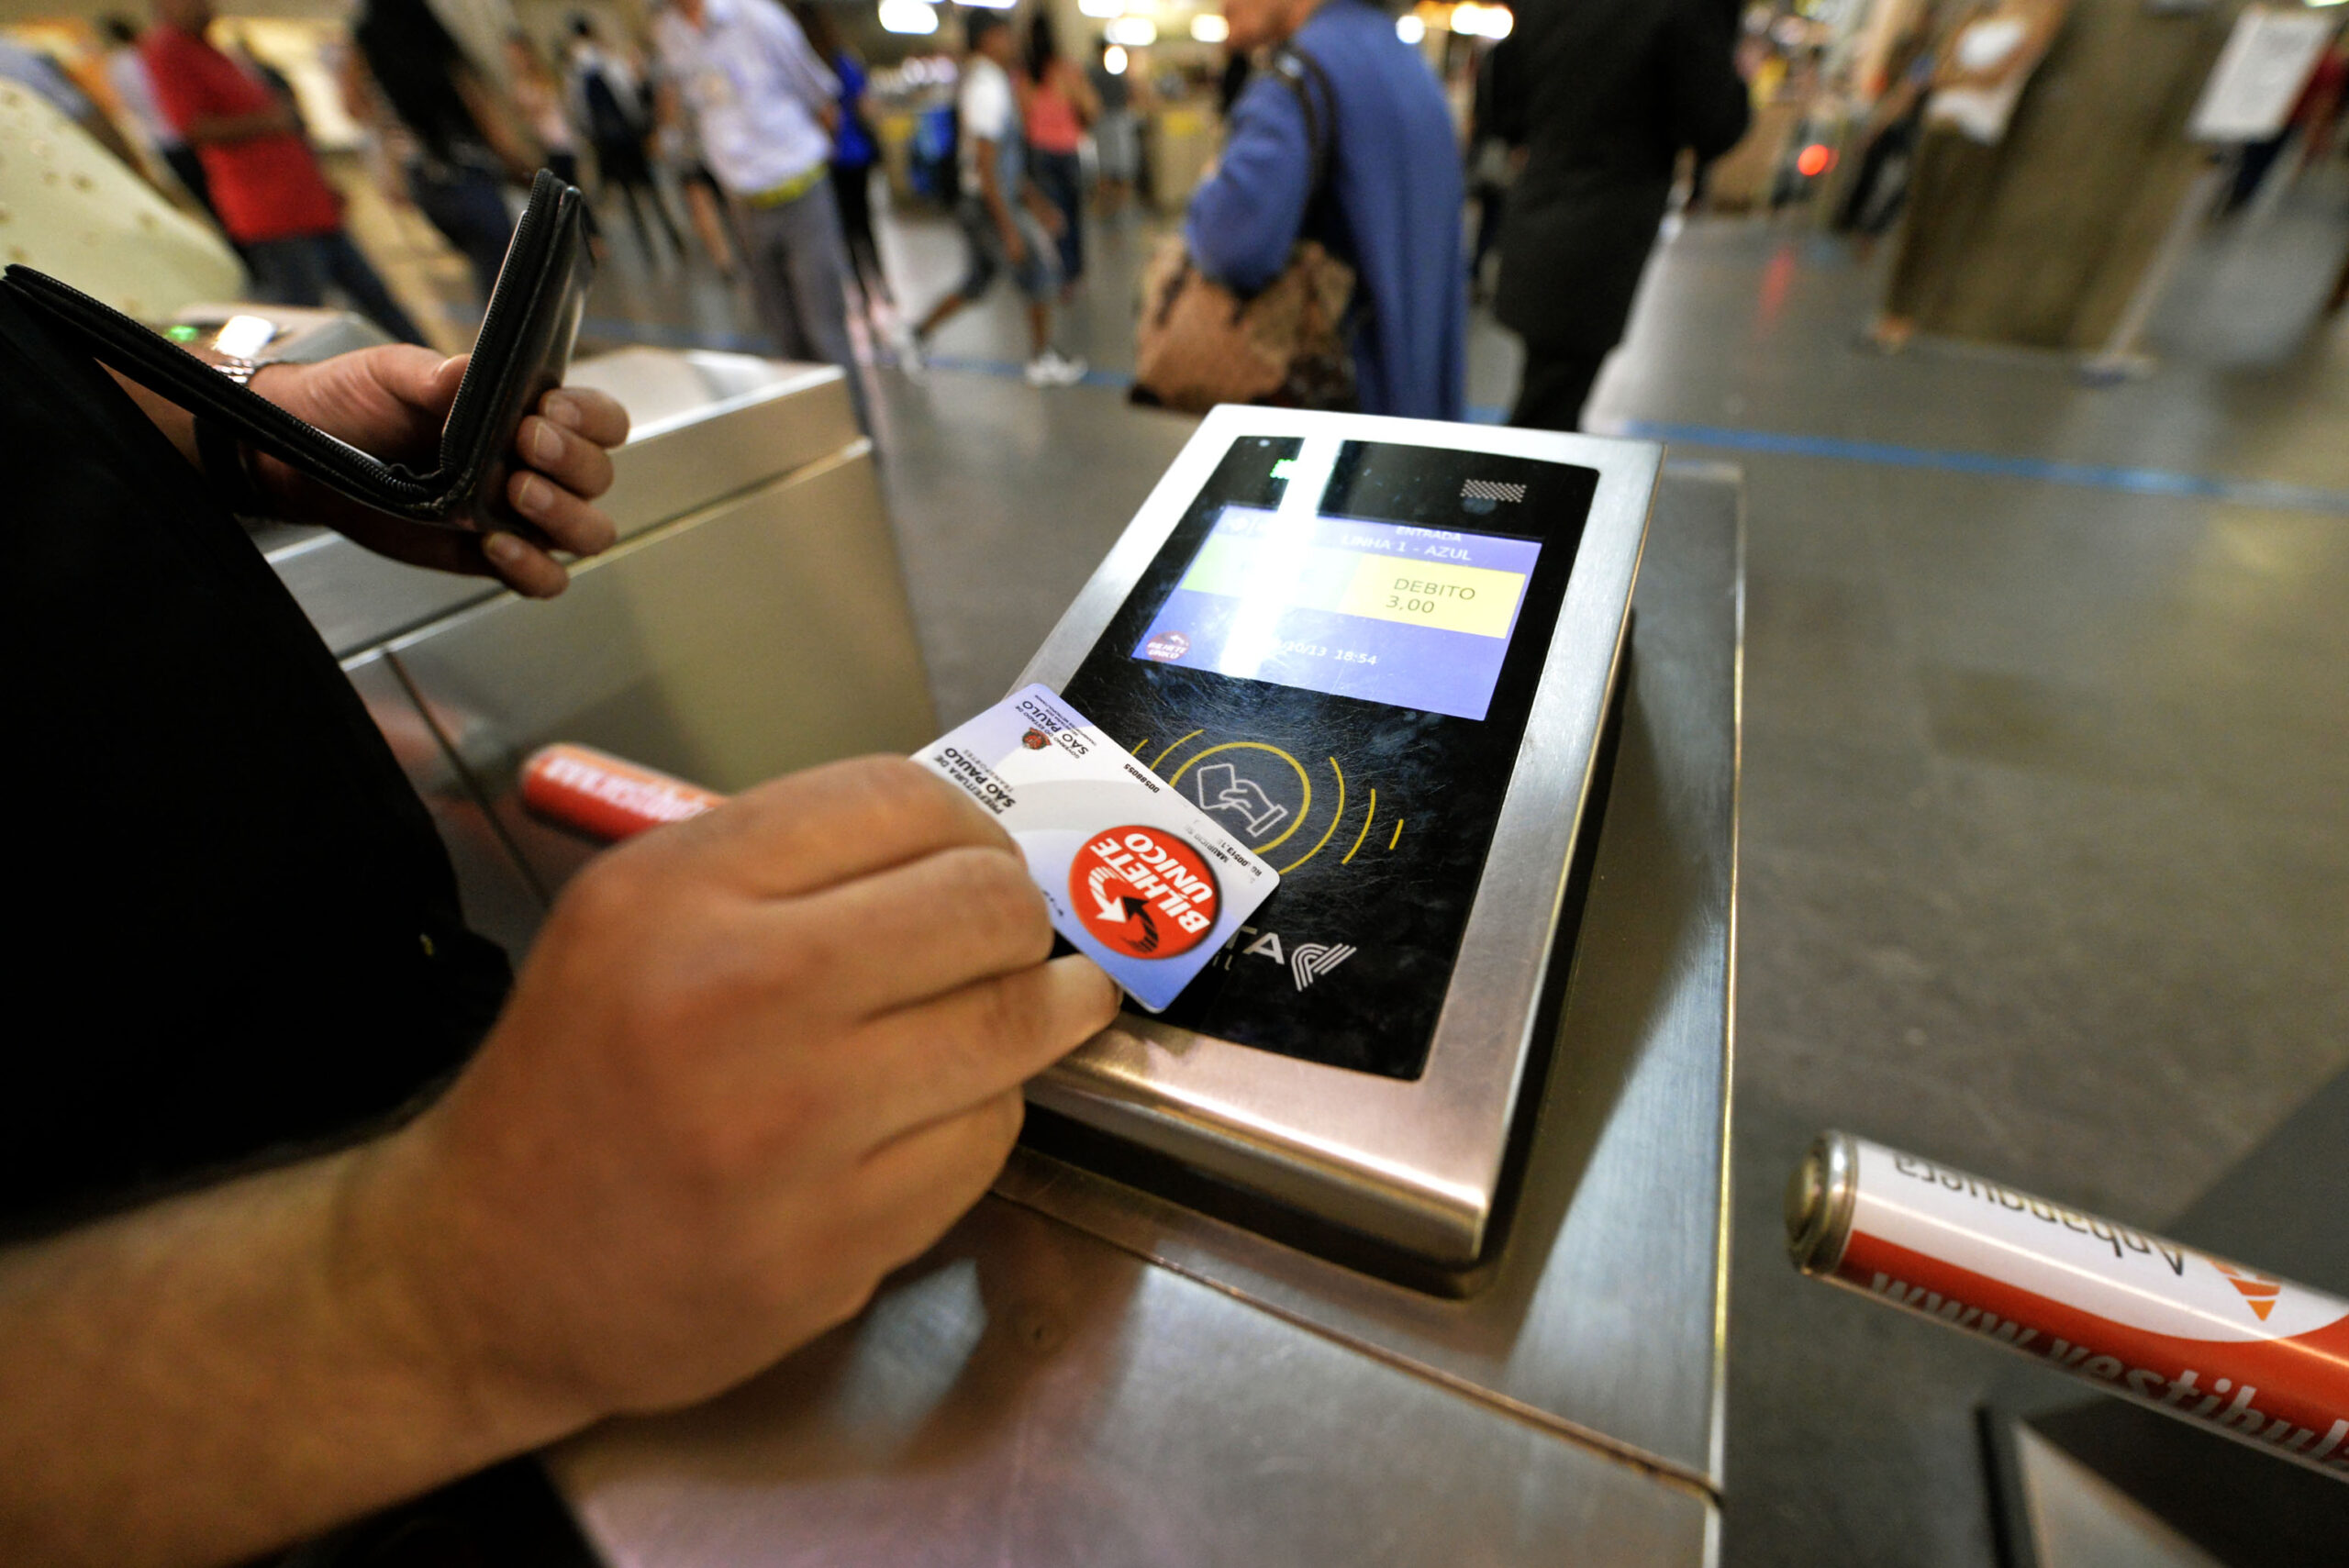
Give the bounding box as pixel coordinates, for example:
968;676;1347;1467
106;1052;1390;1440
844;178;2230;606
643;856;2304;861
1025;348;1087;387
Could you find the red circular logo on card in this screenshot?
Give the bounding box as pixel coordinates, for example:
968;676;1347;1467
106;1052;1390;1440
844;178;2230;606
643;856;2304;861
1068;825;1220;960
1142;630;1191;662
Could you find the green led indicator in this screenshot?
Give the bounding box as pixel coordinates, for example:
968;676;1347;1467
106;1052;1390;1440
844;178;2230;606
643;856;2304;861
1270;459;1297;478
165;324;200;343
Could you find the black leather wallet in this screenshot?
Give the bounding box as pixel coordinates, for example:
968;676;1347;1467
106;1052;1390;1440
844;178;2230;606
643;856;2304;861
2;169;593;531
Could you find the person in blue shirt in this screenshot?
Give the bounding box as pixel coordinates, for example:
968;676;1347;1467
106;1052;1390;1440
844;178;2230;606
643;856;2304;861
1186;0;1466;420
794;2;894;316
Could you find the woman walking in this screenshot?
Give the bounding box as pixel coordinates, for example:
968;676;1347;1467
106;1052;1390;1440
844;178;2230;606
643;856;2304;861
1023;15;1095;294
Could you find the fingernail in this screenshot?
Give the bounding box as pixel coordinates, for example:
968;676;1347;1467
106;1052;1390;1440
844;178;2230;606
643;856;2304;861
530;419;563;464
438;356;464;379
516;474;552;515
484;531;525;566
543;391;582;429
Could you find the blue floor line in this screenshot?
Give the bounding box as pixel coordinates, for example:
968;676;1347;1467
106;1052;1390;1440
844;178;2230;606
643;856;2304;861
1608;418;2349;517
572;315;2349;517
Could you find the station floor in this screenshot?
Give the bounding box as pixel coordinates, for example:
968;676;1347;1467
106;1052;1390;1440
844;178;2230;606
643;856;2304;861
555;183;2349;1566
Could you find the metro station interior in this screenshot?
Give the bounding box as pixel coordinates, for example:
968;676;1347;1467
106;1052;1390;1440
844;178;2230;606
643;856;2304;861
2;0;2345;1563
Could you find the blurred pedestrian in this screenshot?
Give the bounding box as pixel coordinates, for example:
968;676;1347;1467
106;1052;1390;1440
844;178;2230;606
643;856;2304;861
1087;36;1141;216
352;0;538;304
1464;41;1513;304
794;3;893;315
101;16;219;223
1024;15;1097;293
1186;0;1464;418
648;78;740;278
141;0;428;343
654;0;872;430
2;35;144;172
504;31;580;192
571;17;683;262
1834;22;1936;251
1865;0;2070;353
907;11;1085;387
1487;0;1749;430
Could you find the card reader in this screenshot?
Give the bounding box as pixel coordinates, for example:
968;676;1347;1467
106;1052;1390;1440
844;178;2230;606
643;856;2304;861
1017;407;1658;1269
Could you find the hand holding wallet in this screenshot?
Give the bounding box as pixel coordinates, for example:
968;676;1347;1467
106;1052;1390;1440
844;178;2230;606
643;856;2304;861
1;170;594;533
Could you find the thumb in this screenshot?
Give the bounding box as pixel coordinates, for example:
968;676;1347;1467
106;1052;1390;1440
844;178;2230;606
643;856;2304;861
428;352;471;406
368;346;471;413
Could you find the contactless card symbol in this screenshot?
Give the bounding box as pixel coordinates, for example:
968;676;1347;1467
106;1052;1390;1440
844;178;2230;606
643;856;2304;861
1020;728;1051;750
1193;761;1289;839
1070;826;1220;961
1289;941;1355;990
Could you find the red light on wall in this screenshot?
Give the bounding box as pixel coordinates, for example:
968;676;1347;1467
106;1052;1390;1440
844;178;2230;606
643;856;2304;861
1796;144;1835;179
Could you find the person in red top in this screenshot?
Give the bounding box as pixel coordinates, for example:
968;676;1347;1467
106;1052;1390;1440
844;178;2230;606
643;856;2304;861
143;0;428;344
1021;14;1095;294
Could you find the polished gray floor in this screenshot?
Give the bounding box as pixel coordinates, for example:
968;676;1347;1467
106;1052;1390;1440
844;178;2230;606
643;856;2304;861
575;177;2349;1567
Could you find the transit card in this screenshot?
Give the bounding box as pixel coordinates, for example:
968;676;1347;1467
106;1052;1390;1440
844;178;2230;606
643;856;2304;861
911;684;1278;1011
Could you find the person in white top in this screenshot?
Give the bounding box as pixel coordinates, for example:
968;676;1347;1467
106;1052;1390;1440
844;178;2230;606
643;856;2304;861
653;0;869;430
1866;0;2072;353
905;11;1086;387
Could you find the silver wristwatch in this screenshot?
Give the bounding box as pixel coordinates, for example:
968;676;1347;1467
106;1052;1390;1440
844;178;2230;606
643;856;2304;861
211;353;279;388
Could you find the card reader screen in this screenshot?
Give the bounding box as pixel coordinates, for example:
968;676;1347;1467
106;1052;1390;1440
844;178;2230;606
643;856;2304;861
1061;434;1603;1082
1129;507;1541;721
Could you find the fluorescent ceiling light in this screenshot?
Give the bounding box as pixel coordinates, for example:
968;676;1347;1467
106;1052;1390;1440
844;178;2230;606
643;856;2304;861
878;0;939;31
1190;13;1228;41
1106;15;1156;44
1453;3;1514;37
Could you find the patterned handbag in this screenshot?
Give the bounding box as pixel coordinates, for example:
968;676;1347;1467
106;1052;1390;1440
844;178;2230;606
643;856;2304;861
1131;49;1356;414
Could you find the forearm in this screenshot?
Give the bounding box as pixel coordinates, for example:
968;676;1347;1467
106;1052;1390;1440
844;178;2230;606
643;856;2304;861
1184;91;1311;291
106;362;300;495
1185;172;1296;291
0;1139;579;1568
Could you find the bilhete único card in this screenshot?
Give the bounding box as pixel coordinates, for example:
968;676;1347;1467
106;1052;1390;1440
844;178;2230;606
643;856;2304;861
911;684;1278;1011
